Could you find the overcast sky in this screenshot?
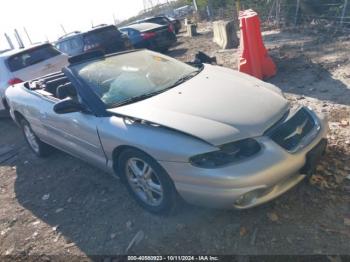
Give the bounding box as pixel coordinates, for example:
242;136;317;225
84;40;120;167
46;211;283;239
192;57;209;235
0;0;161;50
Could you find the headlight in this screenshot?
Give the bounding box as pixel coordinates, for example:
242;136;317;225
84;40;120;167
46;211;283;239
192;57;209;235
189;138;261;168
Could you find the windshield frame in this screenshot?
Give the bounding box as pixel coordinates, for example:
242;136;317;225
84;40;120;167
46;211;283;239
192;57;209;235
69;49;203;108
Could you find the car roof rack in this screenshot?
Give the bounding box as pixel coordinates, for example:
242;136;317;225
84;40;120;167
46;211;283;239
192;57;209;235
58;31;82;40
92;23;108;28
0;49;12;55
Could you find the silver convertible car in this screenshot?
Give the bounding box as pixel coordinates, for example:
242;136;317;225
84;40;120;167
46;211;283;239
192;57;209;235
5;49;328;214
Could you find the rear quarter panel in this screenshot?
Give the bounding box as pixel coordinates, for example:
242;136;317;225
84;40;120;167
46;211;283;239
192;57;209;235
6;84;50;138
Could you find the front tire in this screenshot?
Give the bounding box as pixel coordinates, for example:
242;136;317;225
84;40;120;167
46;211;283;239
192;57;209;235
118;148;178;214
21;119;52;157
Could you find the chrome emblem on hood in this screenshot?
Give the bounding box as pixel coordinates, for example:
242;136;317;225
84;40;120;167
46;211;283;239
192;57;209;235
284;119;308;140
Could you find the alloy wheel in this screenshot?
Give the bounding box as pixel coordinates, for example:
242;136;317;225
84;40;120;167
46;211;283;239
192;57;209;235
125;157;164;207
23;124;39;153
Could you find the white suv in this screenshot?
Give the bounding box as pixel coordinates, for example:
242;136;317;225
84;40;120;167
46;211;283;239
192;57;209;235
0;43;68;112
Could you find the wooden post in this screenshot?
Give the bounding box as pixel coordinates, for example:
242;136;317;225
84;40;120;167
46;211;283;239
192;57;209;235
340;0;348;26
294;0;300;26
267;0;277;24
275;0;281;26
207;0;212;20
232;0;239;29
193;0;198;12
236;0;241;13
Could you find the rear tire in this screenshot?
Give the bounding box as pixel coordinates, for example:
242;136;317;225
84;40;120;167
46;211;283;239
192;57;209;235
118;148;178;215
21;119;52;157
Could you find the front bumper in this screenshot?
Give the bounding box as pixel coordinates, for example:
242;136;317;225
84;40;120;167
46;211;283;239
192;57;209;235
159;108;328;209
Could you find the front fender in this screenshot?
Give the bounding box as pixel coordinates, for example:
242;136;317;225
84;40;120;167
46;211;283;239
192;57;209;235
97;115;216;163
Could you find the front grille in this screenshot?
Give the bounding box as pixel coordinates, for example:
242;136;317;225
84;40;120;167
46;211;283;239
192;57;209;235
266;108;318;152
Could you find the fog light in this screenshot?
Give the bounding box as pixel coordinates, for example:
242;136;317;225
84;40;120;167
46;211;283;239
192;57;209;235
235;188;268;206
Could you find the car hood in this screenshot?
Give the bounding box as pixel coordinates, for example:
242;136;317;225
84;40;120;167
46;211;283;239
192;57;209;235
108;64;289;146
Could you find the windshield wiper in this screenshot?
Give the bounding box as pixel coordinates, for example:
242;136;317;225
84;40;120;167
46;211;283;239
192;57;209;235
168;69;202;88
110;69;203;108
109;90;166;108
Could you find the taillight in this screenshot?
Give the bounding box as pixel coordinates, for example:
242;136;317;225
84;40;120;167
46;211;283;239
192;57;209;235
168;24;174;33
141;31;156;40
8;78;23;85
83;43;100;52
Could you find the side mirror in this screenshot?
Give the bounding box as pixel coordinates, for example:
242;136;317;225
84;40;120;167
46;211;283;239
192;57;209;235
53;98;85;114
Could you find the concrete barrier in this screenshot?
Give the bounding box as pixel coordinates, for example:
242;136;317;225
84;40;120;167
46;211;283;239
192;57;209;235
186;24;197;37
184;18;192;26
213;20;239;49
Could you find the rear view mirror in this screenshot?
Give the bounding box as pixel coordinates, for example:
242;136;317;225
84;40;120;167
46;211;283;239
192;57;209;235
53;98;84;114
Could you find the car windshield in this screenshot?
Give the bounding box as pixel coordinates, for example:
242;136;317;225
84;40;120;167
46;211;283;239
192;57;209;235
70;50;201;108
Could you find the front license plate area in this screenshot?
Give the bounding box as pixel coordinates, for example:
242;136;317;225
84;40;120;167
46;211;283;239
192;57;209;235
300;139;327;176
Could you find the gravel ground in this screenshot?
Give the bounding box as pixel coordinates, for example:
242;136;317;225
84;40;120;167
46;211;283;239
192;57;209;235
0;23;349;260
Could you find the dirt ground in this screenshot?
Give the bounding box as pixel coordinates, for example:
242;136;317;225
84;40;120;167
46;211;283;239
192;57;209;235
0;23;350;260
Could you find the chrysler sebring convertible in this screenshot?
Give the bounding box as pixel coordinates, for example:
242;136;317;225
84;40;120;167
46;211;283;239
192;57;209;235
5;50;328;214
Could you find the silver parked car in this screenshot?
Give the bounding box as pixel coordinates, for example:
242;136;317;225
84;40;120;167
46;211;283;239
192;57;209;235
5;50;328;214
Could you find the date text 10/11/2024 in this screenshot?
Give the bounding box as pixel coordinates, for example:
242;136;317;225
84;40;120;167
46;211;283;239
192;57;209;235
127;255;220;261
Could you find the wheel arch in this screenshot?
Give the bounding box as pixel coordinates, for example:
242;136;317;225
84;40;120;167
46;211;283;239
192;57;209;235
111;145;167;179
13;110;25;125
112;145;150;175
1;97;9;111
112;144;179;214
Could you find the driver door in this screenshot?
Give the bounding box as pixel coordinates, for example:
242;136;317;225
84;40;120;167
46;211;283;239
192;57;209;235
39;94;107;171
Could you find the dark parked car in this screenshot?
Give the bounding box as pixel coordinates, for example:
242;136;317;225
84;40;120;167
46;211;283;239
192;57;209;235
119;23;176;52
133;16;181;34
54;25;132;57
167;17;182;34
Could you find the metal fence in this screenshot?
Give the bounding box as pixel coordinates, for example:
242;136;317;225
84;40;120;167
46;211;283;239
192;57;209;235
195;0;350;30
